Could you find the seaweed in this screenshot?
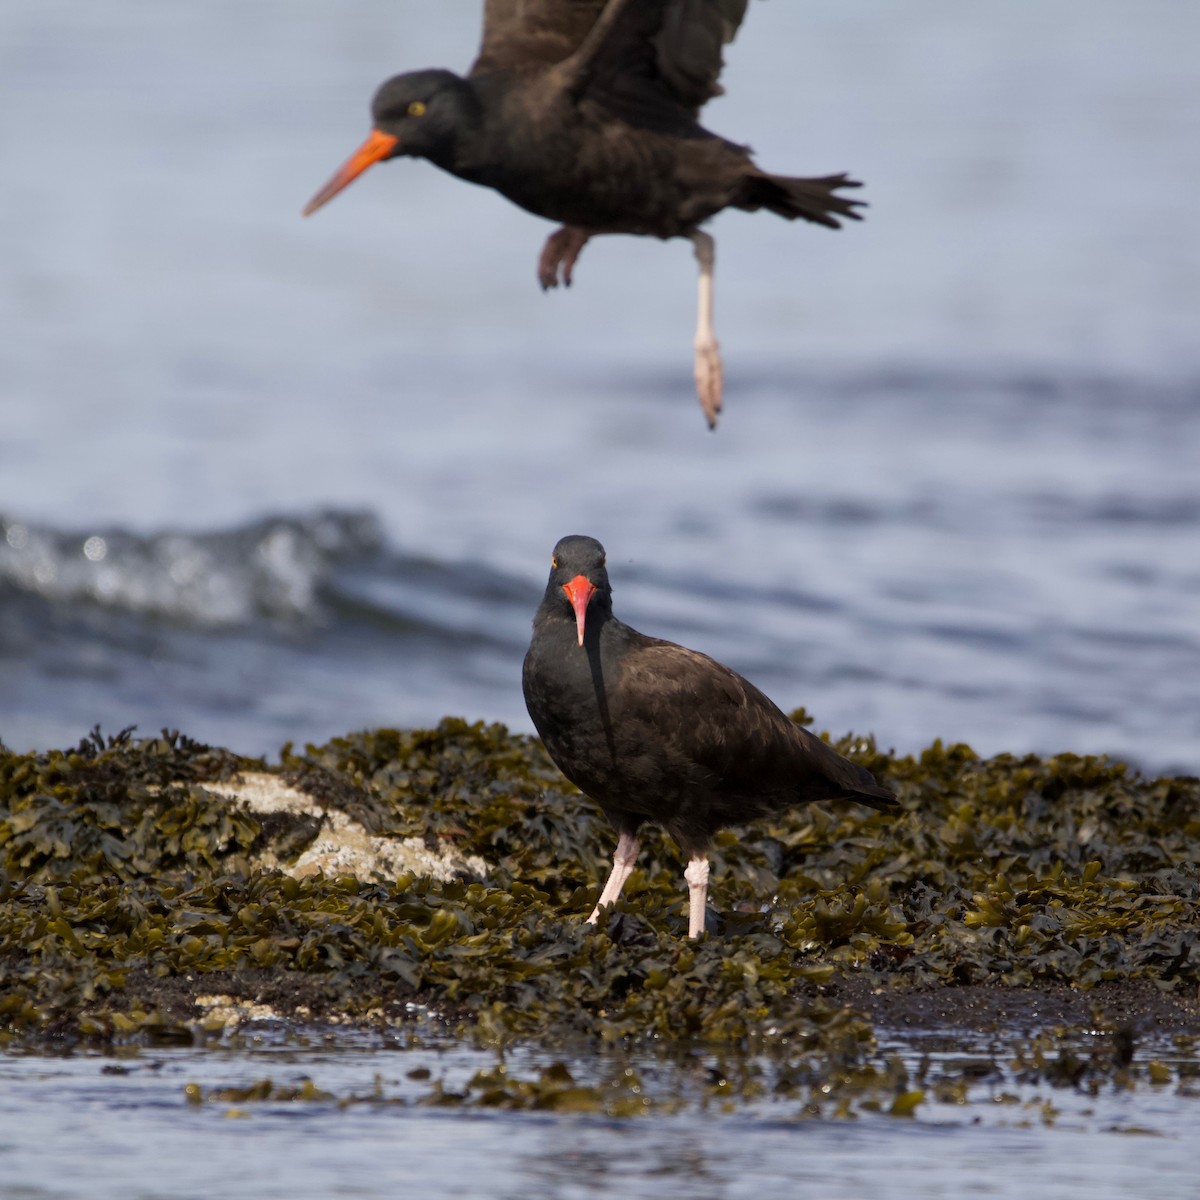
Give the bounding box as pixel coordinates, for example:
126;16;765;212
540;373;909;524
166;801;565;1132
2;718;1197;1096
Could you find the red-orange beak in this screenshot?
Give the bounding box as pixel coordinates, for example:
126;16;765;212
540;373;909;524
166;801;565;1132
302;128;399;217
561;575;596;647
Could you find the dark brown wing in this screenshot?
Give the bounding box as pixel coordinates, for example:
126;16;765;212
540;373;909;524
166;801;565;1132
470;0;749;121
616;637;895;808
651;0;749;111
470;0;606;77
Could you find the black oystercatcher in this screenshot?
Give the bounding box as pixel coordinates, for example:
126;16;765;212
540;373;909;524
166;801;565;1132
302;0;863;427
522;535;897;938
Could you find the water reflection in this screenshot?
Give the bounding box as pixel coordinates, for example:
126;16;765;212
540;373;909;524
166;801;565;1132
1;1030;1198;1200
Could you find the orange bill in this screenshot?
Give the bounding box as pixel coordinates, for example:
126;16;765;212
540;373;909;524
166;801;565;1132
562;576;596;647
302;129;399;217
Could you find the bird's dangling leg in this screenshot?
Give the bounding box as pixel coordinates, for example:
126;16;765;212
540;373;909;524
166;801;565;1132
689;230;724;429
587;830;640;924
684;855;711;939
538;226;592;290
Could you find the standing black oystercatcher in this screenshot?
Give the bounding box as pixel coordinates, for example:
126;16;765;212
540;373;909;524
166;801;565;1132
302;0;863;427
522;535;897;937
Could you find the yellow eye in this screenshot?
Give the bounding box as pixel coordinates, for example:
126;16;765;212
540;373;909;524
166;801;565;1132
407;101;427;117
551;557;559;569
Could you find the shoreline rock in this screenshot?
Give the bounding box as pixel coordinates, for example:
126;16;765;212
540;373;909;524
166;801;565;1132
2;719;1197;1058
217;770;489;883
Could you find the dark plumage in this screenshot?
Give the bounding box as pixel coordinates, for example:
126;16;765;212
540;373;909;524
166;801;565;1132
303;0;864;427
522;535;897;937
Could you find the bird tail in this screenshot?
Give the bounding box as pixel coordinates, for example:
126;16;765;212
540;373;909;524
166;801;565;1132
845;781;899;813
834;753;899;811
742;171;865;229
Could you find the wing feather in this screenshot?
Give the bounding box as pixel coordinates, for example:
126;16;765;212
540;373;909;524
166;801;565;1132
471;0;608;76
470;0;750;120
615;638;892;804
653;0;748;110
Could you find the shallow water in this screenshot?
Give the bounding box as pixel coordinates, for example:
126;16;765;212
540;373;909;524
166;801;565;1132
3;1029;1199;1200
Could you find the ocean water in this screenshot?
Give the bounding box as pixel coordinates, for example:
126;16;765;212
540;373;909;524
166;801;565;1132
2;1032;1199;1200
2;0;1199;772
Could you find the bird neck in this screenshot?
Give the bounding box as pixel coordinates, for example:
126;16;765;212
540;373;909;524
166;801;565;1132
419;77;487;173
533;589;615;651
440;73;554;184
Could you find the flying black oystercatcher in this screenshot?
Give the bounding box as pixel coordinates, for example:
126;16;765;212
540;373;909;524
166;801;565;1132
522;535;897;938
302;0;863;427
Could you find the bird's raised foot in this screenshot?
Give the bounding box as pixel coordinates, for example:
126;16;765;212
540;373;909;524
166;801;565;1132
538;225;591;290
693;336;724;430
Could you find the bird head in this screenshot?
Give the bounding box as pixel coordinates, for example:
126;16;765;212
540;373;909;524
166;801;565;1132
302;70;480;216
543;535;612;648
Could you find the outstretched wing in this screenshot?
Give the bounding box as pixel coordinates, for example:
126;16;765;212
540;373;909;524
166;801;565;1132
470;0;749;120
471;0;605;77
651;0;749;111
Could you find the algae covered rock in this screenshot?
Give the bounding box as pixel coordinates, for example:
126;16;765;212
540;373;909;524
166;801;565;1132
1;720;1197;1059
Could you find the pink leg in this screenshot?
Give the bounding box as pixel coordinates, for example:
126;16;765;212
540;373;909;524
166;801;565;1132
684;855;710;939
587;831;640;923
538;226;591;290
689;231;723;429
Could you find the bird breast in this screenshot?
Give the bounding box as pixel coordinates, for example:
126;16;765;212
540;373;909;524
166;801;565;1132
524;625;725;824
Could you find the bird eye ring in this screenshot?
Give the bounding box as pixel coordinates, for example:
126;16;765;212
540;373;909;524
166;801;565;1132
551;557;559;569
407;101;427;117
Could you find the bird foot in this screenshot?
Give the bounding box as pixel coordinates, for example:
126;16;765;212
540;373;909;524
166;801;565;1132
693;337;724;429
538;226;590;290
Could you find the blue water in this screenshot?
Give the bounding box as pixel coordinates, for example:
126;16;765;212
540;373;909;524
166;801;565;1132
2;1;1199;771
2;1032;1199;1200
